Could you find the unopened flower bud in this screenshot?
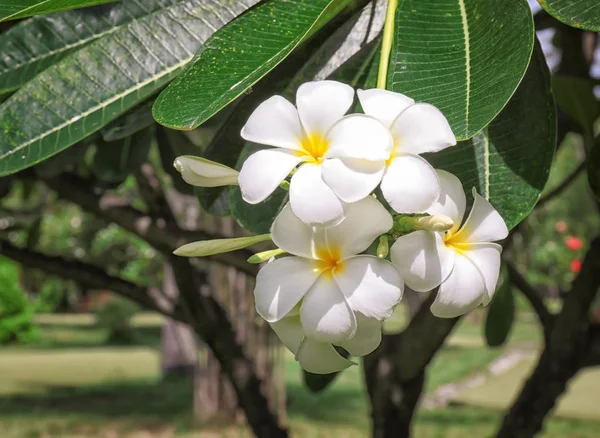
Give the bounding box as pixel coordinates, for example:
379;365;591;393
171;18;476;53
413;215;454;232
248;248;286;264
376;235;389;259
174;155;239;187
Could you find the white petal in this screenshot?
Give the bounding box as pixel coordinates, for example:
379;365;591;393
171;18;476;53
336;314;382;357
271;203;318;259
325;114;393;161
431;252;486;318
240;95;303;150
174;156;239;187
334;255;403;320
390;231;455;292
238;148;302;204
254;257;319;322
296;80;354;135
381;154;441;213
390;103;456;155
453;189;509;243
296;338;355;374
460;243;502;305
289;163;344;225
325;196;393;258
321;158;385;203
270;315;304;354
427;169;467;229
300;276;356;343
357;88;415;128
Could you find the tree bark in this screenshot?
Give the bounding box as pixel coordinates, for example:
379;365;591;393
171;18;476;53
170;256;287;438
496;237;600;438
363;293;459;437
364;338;425;438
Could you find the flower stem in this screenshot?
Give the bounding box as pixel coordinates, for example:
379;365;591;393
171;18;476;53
377;0;398;89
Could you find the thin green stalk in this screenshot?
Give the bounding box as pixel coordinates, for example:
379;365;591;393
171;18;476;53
377;0;398;89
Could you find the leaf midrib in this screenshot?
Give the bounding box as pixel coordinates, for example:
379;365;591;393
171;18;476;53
458;0;471;134
0;57;191;162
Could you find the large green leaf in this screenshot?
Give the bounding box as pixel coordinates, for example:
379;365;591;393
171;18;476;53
0;1;172;94
0;0;114;21
428;40;556;230
539;0;600;31
0;0;258;177
388;0;534;140
152;0;352;130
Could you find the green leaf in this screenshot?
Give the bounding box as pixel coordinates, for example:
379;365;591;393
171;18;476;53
484;269;515;348
428;40;556;230
552;75;600;136
90;126;153;184
587;136;600;202
0;0;114;21
539;0;600;31
0;1;172;94
101;101;155;142
174;234;272;257
0;0;258;177
33;140;89;177
152;0;352;130
388;0;534;140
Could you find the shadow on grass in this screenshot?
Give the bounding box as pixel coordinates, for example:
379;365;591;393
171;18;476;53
0;376;193;419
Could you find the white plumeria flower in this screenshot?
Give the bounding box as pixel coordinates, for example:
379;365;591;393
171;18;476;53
327;88;456;214
239;80;393;225
173;156;239;187
390;170;508;318
254;196;403;374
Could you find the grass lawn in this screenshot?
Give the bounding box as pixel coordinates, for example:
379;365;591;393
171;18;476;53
0;312;598;437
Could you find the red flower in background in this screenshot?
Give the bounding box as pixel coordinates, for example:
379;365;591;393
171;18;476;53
566;236;583;251
570;259;582;273
555;221;567;233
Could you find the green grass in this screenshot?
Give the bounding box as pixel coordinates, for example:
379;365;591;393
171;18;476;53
0;312;598;437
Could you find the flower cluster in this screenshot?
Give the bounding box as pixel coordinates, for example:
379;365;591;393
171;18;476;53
174;80;508;374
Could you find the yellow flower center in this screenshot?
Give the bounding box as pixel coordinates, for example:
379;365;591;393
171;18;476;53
443;229;471;254
313;245;344;279
386;138;401;166
299;132;329;163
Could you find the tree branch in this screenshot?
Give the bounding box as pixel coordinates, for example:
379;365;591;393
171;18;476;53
43;173;257;276
0;237;174;318
505;261;553;342
169;255;288;438
536;160;586;209
496;236;600;438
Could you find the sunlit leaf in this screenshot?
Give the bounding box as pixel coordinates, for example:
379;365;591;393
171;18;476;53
0;1;170;94
152;0;352;130
388;0;534;140
0;0;258;177
539;0;600;31
0;0;114;21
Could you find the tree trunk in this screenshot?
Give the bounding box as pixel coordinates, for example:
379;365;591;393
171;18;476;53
364;337;425;438
363;292;460;438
